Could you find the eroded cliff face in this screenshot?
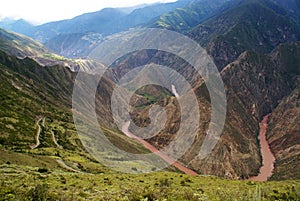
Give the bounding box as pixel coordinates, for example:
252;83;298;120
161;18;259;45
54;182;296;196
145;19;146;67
113;42;299;179
267;88;300;180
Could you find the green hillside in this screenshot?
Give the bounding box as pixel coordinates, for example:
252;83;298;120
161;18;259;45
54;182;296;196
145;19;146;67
149;0;233;32
0;50;150;175
1;166;299;200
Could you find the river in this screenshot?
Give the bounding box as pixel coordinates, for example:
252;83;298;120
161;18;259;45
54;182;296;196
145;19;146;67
249;114;275;181
121;121;198;176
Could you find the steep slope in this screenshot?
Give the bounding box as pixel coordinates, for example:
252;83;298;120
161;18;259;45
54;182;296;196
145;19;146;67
148;0;235;32
0;28;77;69
0;28;106;72
271;0;300;15
41;1;191;57
82;0;299;179
105;0;191;34
44;32;104;58
190;0;300;70
0;28;50;58
268;88;300;180
0;18;34;36
33;8;127;43
186;48;296;179
0;0;299;181
214;43;299;179
108;41;299;179
0;50;76;149
0;50;149;173
266;43;300;180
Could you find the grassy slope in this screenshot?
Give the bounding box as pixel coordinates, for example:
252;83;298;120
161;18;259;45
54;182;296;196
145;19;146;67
0;50;151;175
0;28;66;61
0;28;106;72
149;0;233;32
0;164;299;201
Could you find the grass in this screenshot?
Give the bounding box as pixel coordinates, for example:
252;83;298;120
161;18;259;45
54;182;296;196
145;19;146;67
0;164;299;201
0;49;159;179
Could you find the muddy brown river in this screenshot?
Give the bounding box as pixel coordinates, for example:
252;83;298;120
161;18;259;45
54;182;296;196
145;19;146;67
122;121;198;176
249;115;275;181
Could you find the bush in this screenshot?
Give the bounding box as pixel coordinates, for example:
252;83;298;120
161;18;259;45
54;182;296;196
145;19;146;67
37;168;48;174
27;184;50;201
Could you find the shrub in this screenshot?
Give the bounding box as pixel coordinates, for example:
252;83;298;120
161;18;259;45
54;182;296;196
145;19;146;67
37;168;48;174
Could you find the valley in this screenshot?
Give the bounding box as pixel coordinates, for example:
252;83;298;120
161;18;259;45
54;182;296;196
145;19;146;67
0;0;299;200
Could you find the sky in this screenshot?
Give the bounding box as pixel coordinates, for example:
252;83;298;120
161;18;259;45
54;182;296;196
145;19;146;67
0;0;177;25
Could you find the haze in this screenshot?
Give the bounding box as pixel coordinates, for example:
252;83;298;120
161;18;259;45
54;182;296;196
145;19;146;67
0;0;177;24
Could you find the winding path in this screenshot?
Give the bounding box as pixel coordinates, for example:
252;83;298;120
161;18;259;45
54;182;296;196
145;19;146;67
51;130;63;149
122;121;198;176
29;117;82;173
56;159;82;173
30;117;43;149
249;114;275;181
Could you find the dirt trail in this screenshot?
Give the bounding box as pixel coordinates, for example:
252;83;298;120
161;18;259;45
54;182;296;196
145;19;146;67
30;117;43;149
122;122;198;176
56;159;82;173
249;115;275;181
50;130;63;149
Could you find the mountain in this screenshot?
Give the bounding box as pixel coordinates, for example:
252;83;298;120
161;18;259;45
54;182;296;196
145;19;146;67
0;28;49;58
0;28;107;72
0;48;151;171
148;0;235;32
44;32;104;58
145;0;300;70
29;1;191;42
109;42;300;179
271;0;300;14
0;18;34;36
266;43;300;180
36;0;192;57
0;40;299;200
0;27;76;68
268;87;300;180
103;0;192;34
94;0;300;179
189;0;300;69
32;8;126;43
45;0;300;60
88;0;300;180
221;43;299;178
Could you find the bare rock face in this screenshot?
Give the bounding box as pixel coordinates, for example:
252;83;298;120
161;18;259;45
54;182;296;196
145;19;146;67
112;42;299;179
268;88;300;180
